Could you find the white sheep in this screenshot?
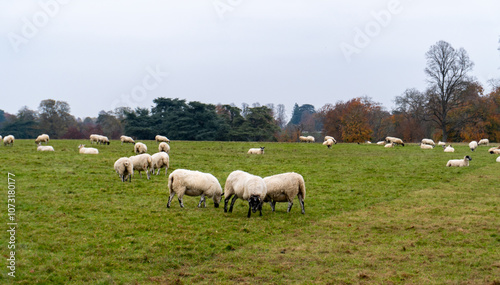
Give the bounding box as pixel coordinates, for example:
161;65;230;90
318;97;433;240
421;138;435;146
78;144;98;154
35;134;50;144
114;157;133;182
324;136;337;144
120;135;135;145
247;147;265;154
443;145;455;153
478;138;489;146
263;172;306;214
155;135;170;143
420;143;434;149
488;146;499;153
385;136;405;146
89;134;100;144
167;169;223;208
224;170;267;218
496;156;500;163
376;141;385;145
158;142;170;154
299;136;308;142
384;143;394;148
490;149;500;155
98;135;110;145
306;136;315;143
151;152;169;175
323;139;335;149
3;135;14;146
446;155;472;167
469;141;478;151
36;143;54;152
437;141;446;146
134;142;147;154
129;153;152;180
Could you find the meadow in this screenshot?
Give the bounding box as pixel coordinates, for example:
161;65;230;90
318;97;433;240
0;139;499;284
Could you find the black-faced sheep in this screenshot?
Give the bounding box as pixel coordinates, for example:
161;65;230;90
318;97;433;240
324;136;337;144
134;142;147;154
469;141;478;151
129;153;152;180
167;169;223;208
488;146;500;154
323;139;335;149
446;156;471;167
114;157;133;182
78;144;98;154
263;172;306;214
151;152;169;175
247;147;265;154
224;170;267;218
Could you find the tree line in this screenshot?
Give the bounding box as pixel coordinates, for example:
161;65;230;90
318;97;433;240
1;41;499;143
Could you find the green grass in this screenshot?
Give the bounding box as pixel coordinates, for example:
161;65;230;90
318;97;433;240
0;140;499;284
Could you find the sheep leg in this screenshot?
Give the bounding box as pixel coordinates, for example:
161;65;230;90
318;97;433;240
167;193;176;208
121;175;125;183
229;196;238;213
224;194;233;212
298;193;305;214
178;195;185;208
197;194;206;208
247;205;252;218
156;168;161;175
259;201;263;216
268;201;276;212
146;170;151;180
287;200;294;213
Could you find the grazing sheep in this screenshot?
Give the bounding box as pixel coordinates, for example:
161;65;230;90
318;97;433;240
324;136;337;144
420;143;434;149
490;149;500;155
3;135;14;146
37;143;54;152
114;157;133;182
248;147;265;154
263;172;306;214
469;141;478;151
323;139;335;149
98;135;110;145
158;142;170;154
421;138;435;146
78;144;98;154
437;141;446;146
35;134;50;144
134;142;147;154
385;136;405;146
376;141;385;145
384;143;394;148
224;170;267;218
443;145;455;153
120;135;135;145
89;134;100;144
155;135;170;144
167;169;223;208
151;152;169;175
478;139;489;146
446;156;472;167
129;153;152;180
299;136;308;142
306;136;315;143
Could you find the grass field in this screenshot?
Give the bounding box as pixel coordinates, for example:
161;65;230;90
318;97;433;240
0;139;499;284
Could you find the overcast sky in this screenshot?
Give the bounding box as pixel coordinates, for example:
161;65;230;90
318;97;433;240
1;0;499;120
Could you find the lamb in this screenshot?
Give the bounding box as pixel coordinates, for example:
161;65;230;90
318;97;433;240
437;141;446;146
224;170;267;218
421;138;435;146
263;172;306;214
155;135;170;144
323;139;335;149
134;142;147;154
385;136;405;146
78;144;98;154
469;141;478;151
324;136;337;144
120;135;135;145
478;138;489;146
3;135;14;146
114;157;133;182
443;145;455;153
129;153;152;180
167;169;223;208
248;147;265;154
151;152;169;175
37;143;54;152
35;134;50;144
446;156;472;167
420;143;434;149
158;142;170;154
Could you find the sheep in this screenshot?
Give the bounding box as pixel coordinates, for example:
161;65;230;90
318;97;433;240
421;138;435;146
306;136;315;143
155;135;170;144
0;135;2;141
89;134;100;144
78;144;98;154
490;149;500;155
365;141;372;144
376;141;385;145
478;139;489;146
263;172;306;214
248;147;265;154
3;135;14;146
443;145;455;153
437;141;446;146
496;156;500;163
151;152;169;175
114;157;133;182
158;142;170;154
224;170;267;218
488;146;500;153
98;135;110;145
299;136;308;142
129;153;152;180
167;169;223;208
35;134;50;144
324;136;337;144
446;155;472;167
120;135;135;145
469;141;478;151
36;143;54;152
420;143;434;149
384;142;394;148
323;139;334;149
134;142;147;154
385;136;405;146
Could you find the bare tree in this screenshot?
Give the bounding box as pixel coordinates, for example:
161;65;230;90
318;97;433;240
424;40;474;141
275;104;287;129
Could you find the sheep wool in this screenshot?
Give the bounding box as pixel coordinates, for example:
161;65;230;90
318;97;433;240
151;152;169;175
134;142;148;154
3;135;15;146
469;141;478;151
376;141;385;145
248;147;265;154
490;149;500;155
158;142;170;154
488;146;500;154
421;138;435;145
420;143;434;149
323;139;334;149
324;136;337;144
129;153;152;180
155;135;170;143
37;144;54;152
446;156;472;167
78;144;98;154
263;172;306;214
496;156;500;163
224;170;267;218
437;141;446;146
35;134;50;144
443;145;454;153
114;157;133;182
120;135;135;145
167;169;223;208
478;139;489;145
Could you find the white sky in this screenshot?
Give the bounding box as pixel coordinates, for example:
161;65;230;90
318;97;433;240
1;0;499;120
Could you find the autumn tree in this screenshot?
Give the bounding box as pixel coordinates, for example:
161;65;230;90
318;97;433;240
38;99;76;138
